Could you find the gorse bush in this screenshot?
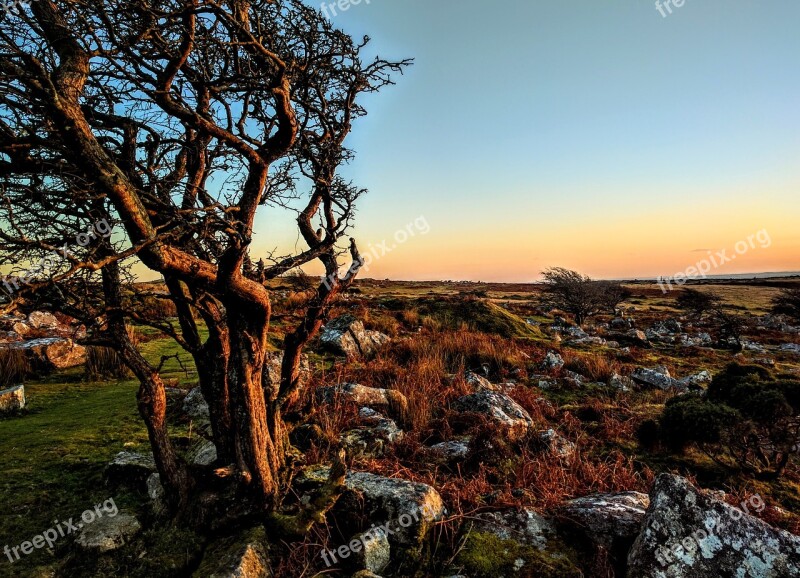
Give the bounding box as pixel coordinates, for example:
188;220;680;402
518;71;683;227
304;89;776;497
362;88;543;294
654;363;800;478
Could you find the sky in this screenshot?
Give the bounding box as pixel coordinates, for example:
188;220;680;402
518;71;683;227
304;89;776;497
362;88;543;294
256;0;800;282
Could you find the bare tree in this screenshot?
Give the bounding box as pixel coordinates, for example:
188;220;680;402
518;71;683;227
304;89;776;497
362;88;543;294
596;280;631;315
772;286;800;323
540;267;603;326
0;0;409;526
676;288;723;320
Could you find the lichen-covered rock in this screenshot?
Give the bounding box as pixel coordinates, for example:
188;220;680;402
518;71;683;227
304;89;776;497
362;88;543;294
340;413;403;459
342;471;445;548
350;530;391;574
104;451;157;490
297;466;445;551
0;338;86;371
608;373;635;392
429;440;470;461
453;509;582;578
187;440;217;466
631;367;685;391
779;343;800;355
560;491;649;550
0;384;25;414
469;508;557;551
193;527;271;578
317;383;407;418
626;329;650;346
678;370;712;389
262;351;311;401
75;513;141;553
464;370;496;392
452;391;533;441
320;315;389;359
628;473;800;578
27;311;59;330
535;429;575;459
541;351;565;371
183;387;210;420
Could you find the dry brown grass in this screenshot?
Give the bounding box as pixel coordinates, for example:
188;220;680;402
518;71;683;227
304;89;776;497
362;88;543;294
0;348;31;388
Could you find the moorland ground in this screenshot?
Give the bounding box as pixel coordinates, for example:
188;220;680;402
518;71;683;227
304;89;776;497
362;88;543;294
2;277;800;577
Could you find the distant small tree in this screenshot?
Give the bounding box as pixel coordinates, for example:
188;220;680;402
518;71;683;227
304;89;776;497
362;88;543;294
540;267;602;326
713;309;749;352
772;287;800;322
676;288;723;319
596;281;632;315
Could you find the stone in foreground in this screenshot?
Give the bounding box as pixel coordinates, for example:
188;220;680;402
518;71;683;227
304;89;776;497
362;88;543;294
560;491;649;551
0;384;25;414
628;473;800;578
75;513;141;553
193;527;271;578
104;451;157;490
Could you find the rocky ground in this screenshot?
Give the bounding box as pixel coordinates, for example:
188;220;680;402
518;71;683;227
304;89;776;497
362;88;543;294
2;278;800;577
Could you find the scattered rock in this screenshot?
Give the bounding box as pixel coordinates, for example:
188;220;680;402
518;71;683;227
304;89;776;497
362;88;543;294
75;513;141;553
193;527;271;578
569;336;607;346
610;317;633;330
564;326;589;339
608;373;635;392
27;311;59;330
187;440;217;466
317;383;408;418
262;351;310;401
625;329;650;346
464;370;496;392
562;370;585;387
320;315;389;359
779;343;800;355
340;412;403;459
535;429;576;459
12;321;30;336
455;508;582;577
628;473;800;578
0;384;25;414
452;390;533;441
541;351;564;371
429;440;470;461
678;370;712;389
742;340;766;353
183;387;210;421
297;467;445;550
631;367;684;391
0;337;86;371
560;491;650;551
104;451;157;490
469;508;557;551
350;530;391;575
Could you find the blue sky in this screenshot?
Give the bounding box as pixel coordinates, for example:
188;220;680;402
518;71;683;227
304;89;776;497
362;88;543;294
252;0;800;281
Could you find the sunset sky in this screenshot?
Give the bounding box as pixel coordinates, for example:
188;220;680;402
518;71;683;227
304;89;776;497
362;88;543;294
251;0;800;282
